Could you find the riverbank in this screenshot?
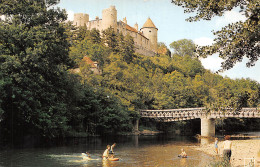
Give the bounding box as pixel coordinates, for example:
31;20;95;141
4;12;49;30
191;139;260;167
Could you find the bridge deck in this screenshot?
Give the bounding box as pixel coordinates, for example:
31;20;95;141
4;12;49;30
140;108;260;122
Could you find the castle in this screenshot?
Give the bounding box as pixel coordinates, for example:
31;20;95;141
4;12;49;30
73;6;158;56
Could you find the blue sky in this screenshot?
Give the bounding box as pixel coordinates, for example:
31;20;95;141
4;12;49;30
57;0;260;83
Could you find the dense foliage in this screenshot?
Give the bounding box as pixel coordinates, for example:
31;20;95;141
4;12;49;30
69;26;260;133
0;0;259;146
171;0;260;70
0;0;74;142
0;1;131;145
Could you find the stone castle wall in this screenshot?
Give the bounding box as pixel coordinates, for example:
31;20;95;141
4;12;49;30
73;13;89;27
73;6;156;56
87;19;102;30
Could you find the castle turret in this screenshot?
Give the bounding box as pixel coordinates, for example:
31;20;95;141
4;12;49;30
140;18;158;52
73;13;89;27
134;23;138;31
123;17;127;24
102;6;117;31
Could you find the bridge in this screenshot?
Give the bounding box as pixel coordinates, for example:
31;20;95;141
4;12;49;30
136;107;260;137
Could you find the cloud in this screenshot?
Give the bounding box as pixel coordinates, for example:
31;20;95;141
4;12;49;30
67;10;74;21
200;54;223;72
199;51;260;83
215;10;246;28
194;37;214;46
194;37;222;72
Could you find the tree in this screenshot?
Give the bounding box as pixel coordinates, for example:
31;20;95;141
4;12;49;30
121;34;135;64
171;0;260;70
116;32;125;55
74;26;89;42
170;39;196;57
0;0;73;140
69;31;109;68
66;84;131;136
157;42;171;57
0;71;10;119
102;27;118;52
90;28;102;44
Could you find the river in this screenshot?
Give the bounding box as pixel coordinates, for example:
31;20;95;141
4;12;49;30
0;134;217;167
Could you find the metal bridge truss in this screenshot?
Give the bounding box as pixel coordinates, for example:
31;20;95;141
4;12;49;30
140;107;260;122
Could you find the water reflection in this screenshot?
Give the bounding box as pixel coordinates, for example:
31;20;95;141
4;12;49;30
102;160;109;167
179;157;187;166
134;135;138;147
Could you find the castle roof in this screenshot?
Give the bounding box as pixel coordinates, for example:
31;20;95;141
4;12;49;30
119;21;149;40
142;17;157;29
125;24;138;33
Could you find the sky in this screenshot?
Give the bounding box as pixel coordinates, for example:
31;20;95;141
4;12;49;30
57;0;260;83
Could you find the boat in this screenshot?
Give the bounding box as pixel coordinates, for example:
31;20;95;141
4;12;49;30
108;158;119;161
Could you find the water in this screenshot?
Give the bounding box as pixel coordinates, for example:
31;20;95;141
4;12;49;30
0;134;215;167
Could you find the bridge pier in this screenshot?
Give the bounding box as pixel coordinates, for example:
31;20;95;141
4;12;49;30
201;118;215;137
133;119;139;132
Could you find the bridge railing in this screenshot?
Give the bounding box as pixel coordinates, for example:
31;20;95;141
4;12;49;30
139;107;260;122
139;107;206;122
140;107;206;112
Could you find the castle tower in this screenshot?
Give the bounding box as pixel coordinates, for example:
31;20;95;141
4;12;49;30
102;6;117;31
140;18;158;52
123;17;127;24
73;13;89;27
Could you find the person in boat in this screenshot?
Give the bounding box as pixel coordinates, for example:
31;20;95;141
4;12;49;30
86;152;91;158
214;137;219;154
223;135;232;163
178;148;187;158
109;143;116;158
82;152;91;160
103;145;110;160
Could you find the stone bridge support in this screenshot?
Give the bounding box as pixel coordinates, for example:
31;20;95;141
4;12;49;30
133;119;139;132
201;118;215;137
